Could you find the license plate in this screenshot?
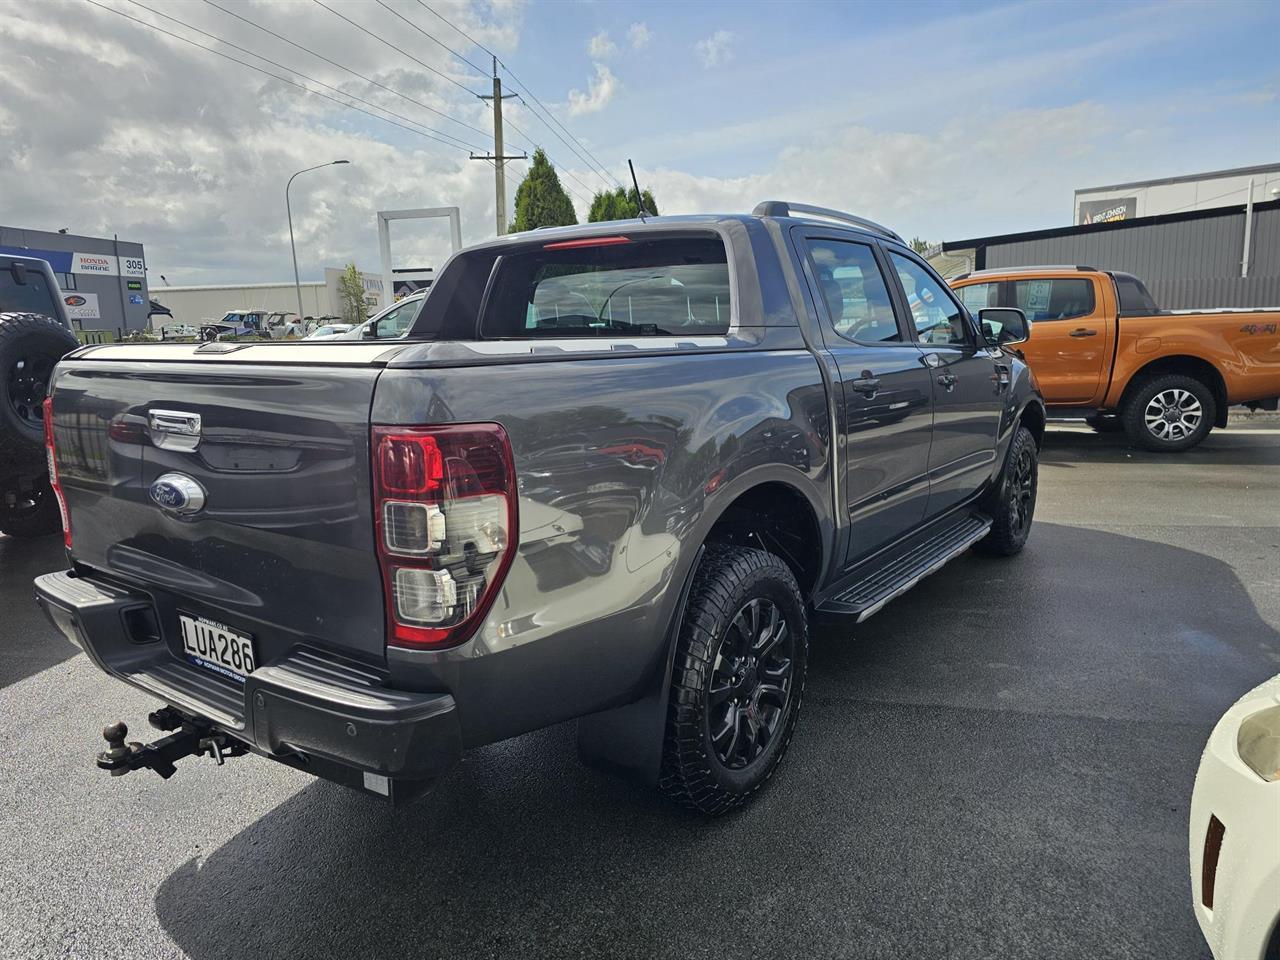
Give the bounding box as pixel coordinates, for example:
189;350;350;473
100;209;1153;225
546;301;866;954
179;614;257;681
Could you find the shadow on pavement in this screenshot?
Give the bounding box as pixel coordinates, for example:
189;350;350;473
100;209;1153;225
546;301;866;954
0;533;77;689
154;522;1274;959
1040;424;1280;468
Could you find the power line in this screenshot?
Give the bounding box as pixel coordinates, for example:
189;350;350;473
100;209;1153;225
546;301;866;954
506;85;620;190
311;0;477;98
502;116;600;203
124;0;488;153
84;0;490;158
374;0;488;78
414;0;622;192
201;0;493;143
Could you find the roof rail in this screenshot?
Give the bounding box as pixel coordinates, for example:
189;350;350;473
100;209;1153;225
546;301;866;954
954;264;1098;280
752;200;905;244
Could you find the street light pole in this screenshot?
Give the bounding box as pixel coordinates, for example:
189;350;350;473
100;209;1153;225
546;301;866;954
286;160;350;320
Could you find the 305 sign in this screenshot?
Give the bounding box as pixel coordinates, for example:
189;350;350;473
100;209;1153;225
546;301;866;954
120;256;145;277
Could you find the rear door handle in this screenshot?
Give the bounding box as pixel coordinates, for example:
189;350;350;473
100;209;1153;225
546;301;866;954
1069;328;1098;338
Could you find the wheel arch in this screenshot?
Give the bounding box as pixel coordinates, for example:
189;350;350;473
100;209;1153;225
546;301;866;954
1119;355;1229;428
576;469;830;786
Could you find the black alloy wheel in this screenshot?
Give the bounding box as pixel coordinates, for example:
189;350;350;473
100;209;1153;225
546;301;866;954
707;597;795;770
660;544;809;814
7;353;55;432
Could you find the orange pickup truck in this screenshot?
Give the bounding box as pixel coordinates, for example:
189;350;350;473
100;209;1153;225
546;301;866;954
949;267;1280;451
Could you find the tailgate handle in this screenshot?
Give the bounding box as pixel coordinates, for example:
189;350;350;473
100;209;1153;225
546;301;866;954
149;409;202;451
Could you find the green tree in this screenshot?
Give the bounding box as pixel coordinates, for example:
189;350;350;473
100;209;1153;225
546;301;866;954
337;263;368;326
909;237;932;255
587;185;659;222
512;148;578;232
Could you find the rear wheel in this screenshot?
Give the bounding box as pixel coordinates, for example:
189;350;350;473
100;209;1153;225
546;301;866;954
659;544;808;815
1121;373;1216;452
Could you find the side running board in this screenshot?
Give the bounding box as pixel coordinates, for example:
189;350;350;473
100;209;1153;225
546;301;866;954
818;512;991;623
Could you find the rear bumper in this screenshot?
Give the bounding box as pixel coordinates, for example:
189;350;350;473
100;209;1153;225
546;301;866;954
34;569;461;788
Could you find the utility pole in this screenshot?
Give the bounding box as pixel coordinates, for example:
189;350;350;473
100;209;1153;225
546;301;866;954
471;56;526;235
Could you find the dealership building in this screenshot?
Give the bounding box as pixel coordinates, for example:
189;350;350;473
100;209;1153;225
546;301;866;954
929;164;1280;310
0;225;150;333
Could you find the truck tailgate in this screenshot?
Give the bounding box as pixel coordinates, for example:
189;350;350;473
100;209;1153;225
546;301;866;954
48;352;388;665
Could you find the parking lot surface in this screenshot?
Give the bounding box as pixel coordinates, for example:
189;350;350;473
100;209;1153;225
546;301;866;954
2;424;1277;960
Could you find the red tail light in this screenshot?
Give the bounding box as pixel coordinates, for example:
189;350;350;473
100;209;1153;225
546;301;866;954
372;424;517;649
42;397;71;548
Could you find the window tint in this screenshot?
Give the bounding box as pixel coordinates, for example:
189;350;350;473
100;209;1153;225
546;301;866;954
1012;277;1095;321
957;282;999;314
480;235;730;339
0;266;61;316
1113;274;1160;316
889;253;970;346
804;239;899;343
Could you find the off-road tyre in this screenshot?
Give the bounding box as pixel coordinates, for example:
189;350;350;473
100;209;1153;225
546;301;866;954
659;544;808;815
0;312;79;459
0;482;61;538
1120;373;1216;452
974;424;1038;557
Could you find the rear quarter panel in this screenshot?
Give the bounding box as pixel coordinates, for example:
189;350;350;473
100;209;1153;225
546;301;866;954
371;335;833;746
1104;310;1280;407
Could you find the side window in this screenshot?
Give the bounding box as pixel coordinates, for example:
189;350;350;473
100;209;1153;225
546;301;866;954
802;238;899;343
376;300;420;338
889;252;971;346
957;282;999;314
1011;278;1095;322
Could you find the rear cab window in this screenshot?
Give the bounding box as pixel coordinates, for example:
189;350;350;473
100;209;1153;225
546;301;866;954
480;235;732;339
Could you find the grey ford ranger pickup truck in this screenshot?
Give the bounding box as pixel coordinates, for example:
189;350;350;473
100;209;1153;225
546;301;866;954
35;201;1044;814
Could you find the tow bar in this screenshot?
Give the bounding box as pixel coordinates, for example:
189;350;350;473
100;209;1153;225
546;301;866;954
96;706;248;779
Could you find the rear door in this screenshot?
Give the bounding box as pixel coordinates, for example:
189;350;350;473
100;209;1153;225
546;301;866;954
793;231;933;564
50;346;392;668
886;250;1003;516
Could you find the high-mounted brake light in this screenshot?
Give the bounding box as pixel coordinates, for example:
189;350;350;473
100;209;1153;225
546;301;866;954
43;397;71;548
372;424;517;649
542;236;631;251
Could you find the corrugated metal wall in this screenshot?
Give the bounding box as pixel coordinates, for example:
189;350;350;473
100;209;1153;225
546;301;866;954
984;206;1280;309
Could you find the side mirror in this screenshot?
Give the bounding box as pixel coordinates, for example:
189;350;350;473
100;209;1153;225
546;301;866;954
978;307;1030;347
361;320;378;339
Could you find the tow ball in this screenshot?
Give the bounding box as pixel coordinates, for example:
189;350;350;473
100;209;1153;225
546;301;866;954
96;706;248;779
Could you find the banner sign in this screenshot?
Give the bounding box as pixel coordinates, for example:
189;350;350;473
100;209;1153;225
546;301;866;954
63;292;101;320
1078;197;1137;225
72;253;117;275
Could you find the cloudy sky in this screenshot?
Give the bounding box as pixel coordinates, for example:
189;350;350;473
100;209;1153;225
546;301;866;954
1;0;1277;284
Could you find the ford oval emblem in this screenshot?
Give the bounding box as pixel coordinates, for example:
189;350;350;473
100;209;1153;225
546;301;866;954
149;473;206;517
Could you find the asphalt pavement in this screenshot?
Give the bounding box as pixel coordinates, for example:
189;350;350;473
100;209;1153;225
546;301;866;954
2;423;1278;959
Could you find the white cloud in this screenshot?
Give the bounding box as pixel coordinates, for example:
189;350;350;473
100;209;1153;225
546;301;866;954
627;22;652;50
561;103;1136;243
567;63;617;116
0;0;524;284
695;30;734;68
588;30;617;59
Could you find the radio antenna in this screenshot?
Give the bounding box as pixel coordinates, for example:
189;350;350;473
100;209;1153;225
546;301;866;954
627;159;651;221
